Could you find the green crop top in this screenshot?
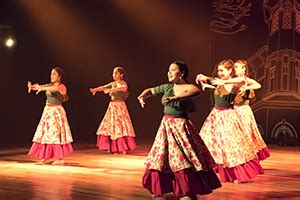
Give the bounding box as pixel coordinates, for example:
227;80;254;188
105;82;129;101
46;91;68;104
214;85;236;108
153;83;196;118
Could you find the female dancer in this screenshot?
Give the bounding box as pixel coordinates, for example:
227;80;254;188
196;59;264;183
90;66;136;154
138;61;221;199
27;67;73;165
233;60;270;160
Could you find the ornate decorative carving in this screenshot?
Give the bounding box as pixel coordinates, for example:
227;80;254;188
271;119;298;138
210;0;252;34
282;10;292;29
296;11;300;33
264;0;300;34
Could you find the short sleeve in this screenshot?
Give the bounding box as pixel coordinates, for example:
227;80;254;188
58;84;67;95
247;89;255;99
119;80;128;91
153;84;168;96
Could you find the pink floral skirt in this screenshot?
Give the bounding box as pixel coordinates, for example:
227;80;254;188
96;101;136;152
199;107;264;182
28;104;73;159
235;105;270;160
143;115;221;197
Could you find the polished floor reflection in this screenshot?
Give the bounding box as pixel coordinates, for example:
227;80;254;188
0;144;300;200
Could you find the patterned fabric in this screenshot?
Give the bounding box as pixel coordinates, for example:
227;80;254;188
199;107;258;168
32;104;73;144
145;115;215;173
96;101;135;140
234;105;270;158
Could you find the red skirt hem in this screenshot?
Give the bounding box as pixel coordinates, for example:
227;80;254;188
28;142;73;159
97;135;136;153
216;158;264;182
257;147;270;160
142;168;221;198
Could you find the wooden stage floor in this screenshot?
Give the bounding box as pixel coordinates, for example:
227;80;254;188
0;144;300;200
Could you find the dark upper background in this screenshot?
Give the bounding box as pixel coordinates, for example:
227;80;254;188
0;0;267;145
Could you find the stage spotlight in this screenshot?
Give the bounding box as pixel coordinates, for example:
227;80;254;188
5;38;15;48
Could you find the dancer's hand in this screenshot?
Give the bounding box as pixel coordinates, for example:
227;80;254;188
34;83;41;94
27;81;32;93
199;81;215;91
162;96;178;104
90;88;96;96
195;74;207;84
137;96;145;108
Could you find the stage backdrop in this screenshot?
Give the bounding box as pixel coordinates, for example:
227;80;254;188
0;0;299;146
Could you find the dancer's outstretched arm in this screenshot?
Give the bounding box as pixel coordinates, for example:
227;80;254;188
35;84;66;95
195;74;216;91
27;81;60;95
90;82;114;96
162;84;200;104
103;80;128;95
244;78;261;90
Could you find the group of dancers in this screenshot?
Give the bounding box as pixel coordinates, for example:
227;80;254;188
26;59;270;199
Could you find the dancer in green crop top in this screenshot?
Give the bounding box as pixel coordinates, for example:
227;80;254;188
196;59;264;183
90;66;136;154
138;61;221;199
233;60;270;160
27;67;73;165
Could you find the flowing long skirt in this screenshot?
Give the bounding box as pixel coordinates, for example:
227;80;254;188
199;107;264;182
28;104;73;159
235;105;270;160
143;115;221;198
97;101;136;153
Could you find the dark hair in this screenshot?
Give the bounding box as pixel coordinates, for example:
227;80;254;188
114;66;128;81
234;60;249;77
212;59;235;77
52;67;65;84
172;61;189;82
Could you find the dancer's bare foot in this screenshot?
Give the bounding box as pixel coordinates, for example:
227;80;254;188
180;195;197;200
37;159;46;164
151;194;162;198
37;159;52;164
52;159;65;165
233;179;251;184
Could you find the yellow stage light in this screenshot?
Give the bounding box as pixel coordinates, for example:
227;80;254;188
5;38;15;47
